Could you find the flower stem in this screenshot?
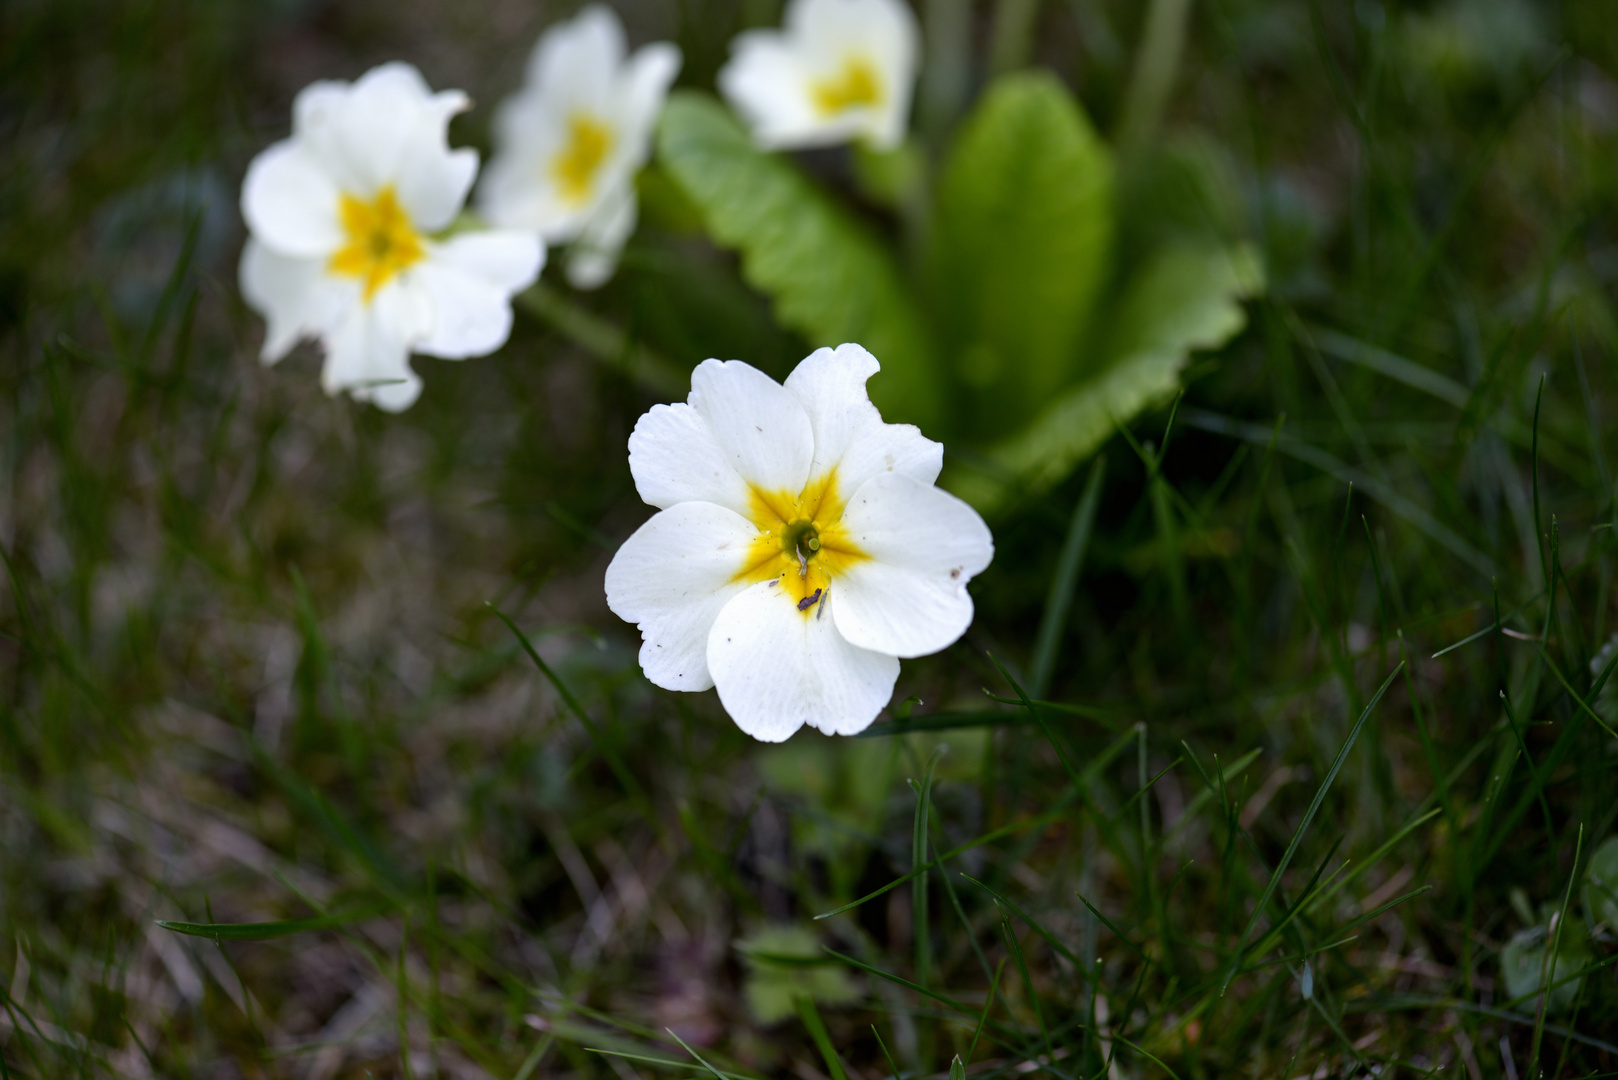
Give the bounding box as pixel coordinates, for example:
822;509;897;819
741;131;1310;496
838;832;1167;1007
1117;0;1193;154
988;0;1042;77
515;281;687;397
919;0;972;147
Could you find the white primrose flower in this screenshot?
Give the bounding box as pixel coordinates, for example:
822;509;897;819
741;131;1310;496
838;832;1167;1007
239;62;543;412
605;344;993;742
477;5;681;290
718;0;919;151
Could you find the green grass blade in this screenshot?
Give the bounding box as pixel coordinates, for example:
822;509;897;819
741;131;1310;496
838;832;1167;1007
959;874;1094;978
1180;409;1493;576
1329;885;1432;939
1305;807;1441;914
820;948;982;1019
1072;891;1152;969
813;807;1075;920
488;603;647;811
910;749;945;991
1030;456;1105;698
1219;663;1403;993
1528;824;1583;1077
155;907;384;941
997;907;1053;1066
871;1025;903;1080
795;996;849;1080
586;1048;701;1073
666;1029;742;1080
966;958;1006;1065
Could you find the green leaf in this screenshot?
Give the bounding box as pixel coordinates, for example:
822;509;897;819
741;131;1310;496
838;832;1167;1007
931;71;1115;434
736;925;860;1025
655;92;937;427
1585;835;1618;926
1501;921;1589;1012
948;241;1262;511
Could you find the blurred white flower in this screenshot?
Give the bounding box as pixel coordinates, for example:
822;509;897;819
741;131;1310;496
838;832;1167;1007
718;0;919;151
477;5;681;289
240;62;543;412
605;344;993;741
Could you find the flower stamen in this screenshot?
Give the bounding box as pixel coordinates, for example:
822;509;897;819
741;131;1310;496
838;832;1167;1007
552;112;616;206
328;186;427;301
731;476;867;614
810;55;883;116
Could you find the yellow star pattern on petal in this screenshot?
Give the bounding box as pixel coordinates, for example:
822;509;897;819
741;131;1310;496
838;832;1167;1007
552;112;616;206
731;468;870;617
810;55;883;117
327;186;427;302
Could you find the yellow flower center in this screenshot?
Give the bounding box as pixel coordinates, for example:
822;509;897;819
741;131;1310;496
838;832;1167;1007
732;469;869;617
810;56;884;116
552;112;616;206
328;186;426;302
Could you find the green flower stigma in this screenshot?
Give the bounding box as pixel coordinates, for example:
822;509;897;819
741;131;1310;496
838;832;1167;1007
782;519;822;567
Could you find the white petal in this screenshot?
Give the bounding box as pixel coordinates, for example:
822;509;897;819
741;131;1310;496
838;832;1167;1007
797;0;919;149
320;283;425;410
396;144;478;233
720;0;919;151
477;142;576;236
238;239;345;362
481;10;676;241
240;141;343;257
618;42;683;155
414;231;544;358
435;229;547;292
718;36;827;150
784;343;942;492
605;501;761;692
627;402;754;516
565;183;636;290
531;4;625;107
478;97;618;243
831;473;993;657
410;266;513;361
296;62;472;221
688;360;814;497
707;582;898;740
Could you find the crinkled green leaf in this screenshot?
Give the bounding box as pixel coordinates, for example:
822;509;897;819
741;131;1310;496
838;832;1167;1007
655;92;937;427
1500;921;1589;1012
737;925;860;1025
949;242;1263;511
931;71;1114;434
1585;835;1618;927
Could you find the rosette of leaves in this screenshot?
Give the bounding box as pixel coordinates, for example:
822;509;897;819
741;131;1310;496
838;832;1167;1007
656;72;1262;514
